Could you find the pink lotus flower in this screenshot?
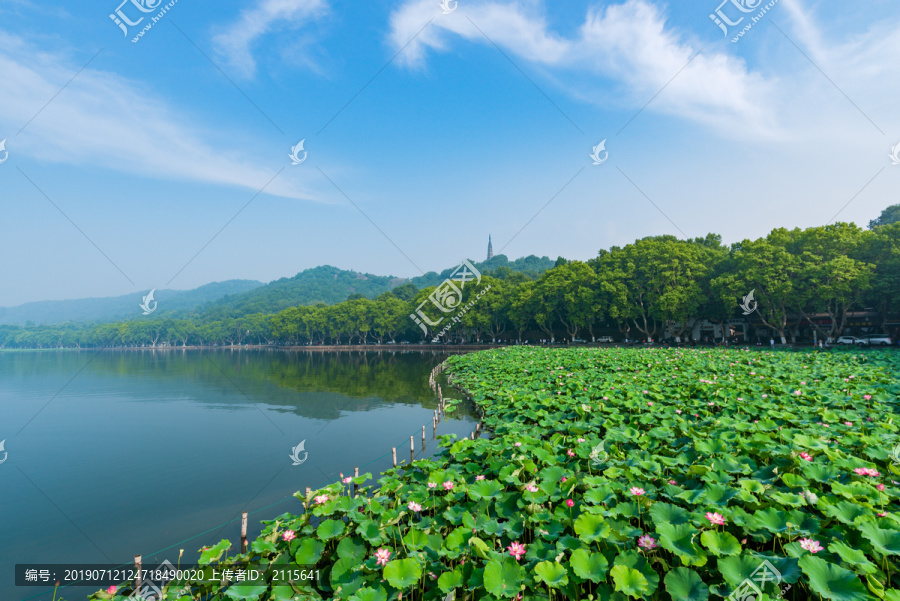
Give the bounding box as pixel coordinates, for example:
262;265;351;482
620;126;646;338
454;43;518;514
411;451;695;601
668;480;677;485
514;442;522;447
342;477;352;484
565;499;575;508
374;547;391;566
526;484;539;492
637;535;658;550
408;501;423;512
855;468;881;477
708;402;715;406
877;484;885;491
314;495;329;505
675;409;682;414
799;538;824;553
844;422;853;427
630;487;645;496
799;452;813;461
577;438;586;442
864;394;872;400
475;475;486;481
794;390;802;396
106;586;118;594
443;481;454;490
561;477;567;482
878;512;888;517
706;512;726;526
282;530;296;542
647;402;653;406
567;450;575;457
508;541;526;561
427;482;437;489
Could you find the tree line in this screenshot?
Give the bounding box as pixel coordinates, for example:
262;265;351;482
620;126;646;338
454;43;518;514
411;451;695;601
1;220;898;349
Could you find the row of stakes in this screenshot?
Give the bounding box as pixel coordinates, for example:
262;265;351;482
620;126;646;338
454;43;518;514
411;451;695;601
131;361;483;594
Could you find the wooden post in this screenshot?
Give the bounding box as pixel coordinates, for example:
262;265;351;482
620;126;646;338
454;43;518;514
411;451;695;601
241;511;248;552
305;486;311;497
134;555;142;593
433;416;437;438
354;467;359;495
410;435;415;462
422;425;426;448
392;447;397;467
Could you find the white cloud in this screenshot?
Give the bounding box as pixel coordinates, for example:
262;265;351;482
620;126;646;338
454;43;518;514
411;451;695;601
387;0;900;142
212;0;328;78
0;33;318;201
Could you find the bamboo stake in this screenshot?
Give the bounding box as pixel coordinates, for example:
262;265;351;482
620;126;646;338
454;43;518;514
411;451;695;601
392;447;397;467
422;425;426;448
241;511;248;552
354;467;359;495
134;555;142;594
410;435;415;462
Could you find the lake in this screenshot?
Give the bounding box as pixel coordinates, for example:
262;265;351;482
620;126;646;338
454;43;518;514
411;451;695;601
0;349;477;601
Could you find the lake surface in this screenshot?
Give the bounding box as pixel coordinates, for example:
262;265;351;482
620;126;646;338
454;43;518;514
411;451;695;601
0;349;477;601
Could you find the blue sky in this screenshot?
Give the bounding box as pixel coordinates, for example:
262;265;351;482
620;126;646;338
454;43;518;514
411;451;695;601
1;0;898;307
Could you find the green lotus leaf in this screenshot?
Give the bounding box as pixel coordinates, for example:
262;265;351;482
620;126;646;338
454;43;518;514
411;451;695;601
382;558;422;589
700;531;742;556
858;521;900;555
349;587;387;601
483;557;524;598
337;536;367;562
331;557;364;595
469;479;504;500
438;569;464;593
316;519;346;540
570;548;608;582
198;540;231;565
663;567;709;601
294;537;324;565
534;561;568;588
610;565;649;598
799;554;869;601
828;541;878;574
574;513;611;542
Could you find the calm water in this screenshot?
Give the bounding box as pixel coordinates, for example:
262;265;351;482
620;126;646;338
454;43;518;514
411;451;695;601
0;349;476;600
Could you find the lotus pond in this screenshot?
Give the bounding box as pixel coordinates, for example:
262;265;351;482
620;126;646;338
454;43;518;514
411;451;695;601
92;347;900;600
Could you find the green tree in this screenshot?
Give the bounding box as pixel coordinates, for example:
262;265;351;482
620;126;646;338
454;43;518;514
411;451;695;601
869;204;900;229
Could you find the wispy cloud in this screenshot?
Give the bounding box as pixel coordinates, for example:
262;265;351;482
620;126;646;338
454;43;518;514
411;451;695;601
0;32;317;201
212;0;329;79
387;0;900;141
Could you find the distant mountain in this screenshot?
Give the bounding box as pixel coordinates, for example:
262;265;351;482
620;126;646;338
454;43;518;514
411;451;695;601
199;255;555;321
0;280;264;326
2;254;556;326
198;266;406;321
